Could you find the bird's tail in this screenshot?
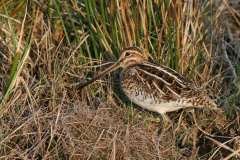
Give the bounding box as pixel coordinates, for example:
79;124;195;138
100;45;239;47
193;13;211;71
193;94;223;112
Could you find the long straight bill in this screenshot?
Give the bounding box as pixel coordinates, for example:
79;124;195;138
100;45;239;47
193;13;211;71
79;61;121;89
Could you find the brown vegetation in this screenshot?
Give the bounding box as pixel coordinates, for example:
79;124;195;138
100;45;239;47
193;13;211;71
0;0;240;159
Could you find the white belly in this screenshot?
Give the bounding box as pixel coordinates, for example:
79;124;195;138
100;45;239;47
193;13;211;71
123;89;192;115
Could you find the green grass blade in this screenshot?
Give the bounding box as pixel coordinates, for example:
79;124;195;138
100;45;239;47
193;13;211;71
3;4;17;86
100;0;107;31
62;1;86;64
92;0;104;55
174;13;178;71
0;40;33;113
84;0;99;59
53;0;71;46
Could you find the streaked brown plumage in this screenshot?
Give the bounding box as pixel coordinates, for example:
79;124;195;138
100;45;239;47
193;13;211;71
80;46;221;122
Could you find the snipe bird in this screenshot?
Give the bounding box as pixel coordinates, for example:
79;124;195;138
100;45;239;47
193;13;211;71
80;46;221;124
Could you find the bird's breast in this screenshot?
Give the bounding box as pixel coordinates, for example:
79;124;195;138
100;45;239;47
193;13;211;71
120;67;163;111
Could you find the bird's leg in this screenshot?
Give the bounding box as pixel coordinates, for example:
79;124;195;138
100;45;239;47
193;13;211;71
158;113;174;135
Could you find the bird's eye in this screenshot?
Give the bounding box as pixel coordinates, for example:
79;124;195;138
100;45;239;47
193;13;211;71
126;52;131;56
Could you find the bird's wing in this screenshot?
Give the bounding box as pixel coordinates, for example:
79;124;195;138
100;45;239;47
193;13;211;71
133;60;205;101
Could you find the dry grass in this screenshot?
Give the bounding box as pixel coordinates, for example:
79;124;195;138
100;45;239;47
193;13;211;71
0;0;240;159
